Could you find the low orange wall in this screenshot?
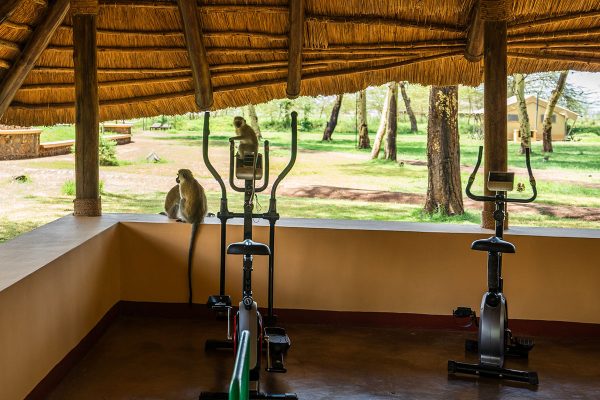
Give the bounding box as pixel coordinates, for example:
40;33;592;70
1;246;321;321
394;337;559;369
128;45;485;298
119;220;600;324
0;215;599;399
0;223;120;400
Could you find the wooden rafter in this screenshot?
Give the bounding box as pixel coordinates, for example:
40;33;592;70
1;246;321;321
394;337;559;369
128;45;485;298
308;15;464;34
508;51;600;65
464;1;484;62
509;9;600;31
0;0;69;119
286;0;304;99
177;0;212;110
508;26;600;42
0;0;21;25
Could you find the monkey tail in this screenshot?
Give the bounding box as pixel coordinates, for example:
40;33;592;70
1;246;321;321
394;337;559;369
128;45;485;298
187;222;199;306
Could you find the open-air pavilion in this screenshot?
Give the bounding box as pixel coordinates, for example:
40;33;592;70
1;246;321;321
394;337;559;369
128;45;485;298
1;0;600;399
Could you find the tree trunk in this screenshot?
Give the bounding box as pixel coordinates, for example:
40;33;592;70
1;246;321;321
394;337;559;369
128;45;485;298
322;94;343;141
370;87;390;159
385;82;398;161
357;89;370;149
424;86;464;216
246;104;262;139
513;73;531;154
399;82;418;132
543;70;568;153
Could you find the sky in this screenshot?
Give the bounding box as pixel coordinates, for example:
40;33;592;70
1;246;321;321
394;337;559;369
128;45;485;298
568;72;600;115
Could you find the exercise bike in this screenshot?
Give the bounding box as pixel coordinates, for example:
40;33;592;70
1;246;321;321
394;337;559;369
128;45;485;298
448;146;539;385
199;112;298;399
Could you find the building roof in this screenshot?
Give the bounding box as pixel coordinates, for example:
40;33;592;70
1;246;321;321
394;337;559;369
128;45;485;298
0;0;599;125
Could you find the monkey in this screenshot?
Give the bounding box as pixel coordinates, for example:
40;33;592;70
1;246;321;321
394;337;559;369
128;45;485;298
231;116;259;160
176;169;208;305
162;184;180;219
231;116;260;202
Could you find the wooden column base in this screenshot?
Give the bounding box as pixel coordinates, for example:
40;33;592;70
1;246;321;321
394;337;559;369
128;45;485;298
73;197;102;216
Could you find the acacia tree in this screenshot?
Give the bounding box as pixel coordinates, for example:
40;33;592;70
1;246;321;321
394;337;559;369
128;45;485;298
399;82;418;132
322;94;343;141
356;89;370;149
512;73;531;154
384;82;398;161
246;104;262;139
542;70;569;153
424;86;464;216
370;86;390;159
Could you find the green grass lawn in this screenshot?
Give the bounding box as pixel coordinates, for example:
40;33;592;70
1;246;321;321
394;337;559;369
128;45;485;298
2;117;597;243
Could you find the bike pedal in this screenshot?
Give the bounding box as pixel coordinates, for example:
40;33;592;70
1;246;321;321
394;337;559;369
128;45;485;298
515;336;535;349
453;307;475;318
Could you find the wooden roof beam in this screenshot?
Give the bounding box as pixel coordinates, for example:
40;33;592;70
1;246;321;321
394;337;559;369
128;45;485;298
509;9;600;31
177;0;212;110
0;0;21;25
286;0;304;99
0;0;69;119
464;1;483;62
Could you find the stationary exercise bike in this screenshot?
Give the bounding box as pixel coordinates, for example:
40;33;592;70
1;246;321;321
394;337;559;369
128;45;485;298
200;112;298;399
448;146;539;385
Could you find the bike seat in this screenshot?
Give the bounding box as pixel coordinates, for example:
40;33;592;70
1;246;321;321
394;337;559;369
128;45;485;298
227;239;271;256
471;236;515;253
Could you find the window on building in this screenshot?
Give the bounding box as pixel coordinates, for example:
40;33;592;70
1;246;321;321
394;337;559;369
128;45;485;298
507;114;519;121
541;114;557;123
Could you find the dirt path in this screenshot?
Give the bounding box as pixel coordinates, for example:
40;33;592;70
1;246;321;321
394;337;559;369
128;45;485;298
400;159;600;189
282;185;600;221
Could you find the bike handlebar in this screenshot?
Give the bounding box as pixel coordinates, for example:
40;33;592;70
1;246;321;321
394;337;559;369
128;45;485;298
465;146;537;203
202;112;227;200
270;111;298;203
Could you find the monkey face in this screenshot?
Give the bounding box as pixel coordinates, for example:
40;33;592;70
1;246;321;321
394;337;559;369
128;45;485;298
233;116;245;129
177;169;193;183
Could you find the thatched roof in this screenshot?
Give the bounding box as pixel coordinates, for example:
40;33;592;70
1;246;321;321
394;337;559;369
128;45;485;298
0;0;599;126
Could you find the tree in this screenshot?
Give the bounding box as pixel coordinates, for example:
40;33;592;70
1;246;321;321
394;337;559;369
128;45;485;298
424;86;464;216
322;94;343;141
246;104;262;139
370;86;390;159
356;89;370;149
512;73;531;154
399;82;418;132
542;71;569;153
384;82;398;161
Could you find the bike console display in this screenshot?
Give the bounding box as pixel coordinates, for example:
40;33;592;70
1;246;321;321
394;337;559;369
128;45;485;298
487;172;514;192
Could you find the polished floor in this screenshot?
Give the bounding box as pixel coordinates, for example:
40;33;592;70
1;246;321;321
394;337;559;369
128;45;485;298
48;316;600;400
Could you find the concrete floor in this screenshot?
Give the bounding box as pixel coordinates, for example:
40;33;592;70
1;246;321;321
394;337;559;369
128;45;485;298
48;316;600;400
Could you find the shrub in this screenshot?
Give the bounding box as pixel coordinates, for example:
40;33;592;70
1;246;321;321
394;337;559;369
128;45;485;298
62;179;104;196
62;180;75;196
99;136;119;166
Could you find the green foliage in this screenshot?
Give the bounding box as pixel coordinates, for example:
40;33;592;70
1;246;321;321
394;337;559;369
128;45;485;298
61;180;75;196
39;124;75;142
99;136;119;166
13;175;31;183
61;179;104;196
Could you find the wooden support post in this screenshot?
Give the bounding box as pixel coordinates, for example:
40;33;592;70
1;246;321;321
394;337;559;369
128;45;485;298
0;0;70;119
0;0;21;25
464;1;484;62
177;0;213;110
73;0;101;216
286;0;304;98
481;0;509;229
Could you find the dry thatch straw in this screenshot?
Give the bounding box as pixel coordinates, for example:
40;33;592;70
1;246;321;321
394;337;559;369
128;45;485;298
0;0;598;125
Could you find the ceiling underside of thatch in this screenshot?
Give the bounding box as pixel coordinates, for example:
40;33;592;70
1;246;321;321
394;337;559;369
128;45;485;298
0;0;599;125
